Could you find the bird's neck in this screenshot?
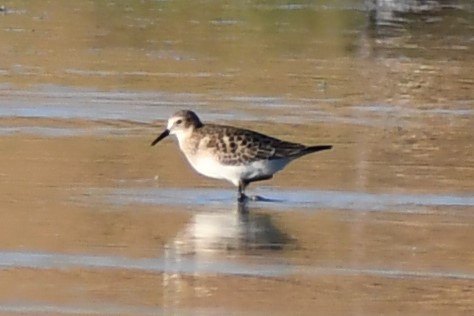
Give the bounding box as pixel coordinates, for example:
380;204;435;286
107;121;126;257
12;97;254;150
175;128;198;153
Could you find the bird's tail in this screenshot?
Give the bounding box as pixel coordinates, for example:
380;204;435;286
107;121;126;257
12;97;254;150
302;145;333;155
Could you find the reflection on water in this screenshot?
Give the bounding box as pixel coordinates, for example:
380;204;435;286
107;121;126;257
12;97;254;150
363;0;473;61
368;0;447;28
162;204;291;309
164;204;292;257
2;202;472;313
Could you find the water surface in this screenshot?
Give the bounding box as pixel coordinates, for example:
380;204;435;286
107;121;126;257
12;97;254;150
0;1;473;315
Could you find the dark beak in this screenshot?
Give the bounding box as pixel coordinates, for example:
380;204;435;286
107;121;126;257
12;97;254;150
151;129;170;146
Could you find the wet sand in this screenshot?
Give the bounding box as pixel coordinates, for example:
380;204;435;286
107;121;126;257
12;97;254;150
0;116;473;315
0;0;473;315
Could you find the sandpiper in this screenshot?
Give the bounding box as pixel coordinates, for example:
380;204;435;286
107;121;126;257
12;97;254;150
151;110;332;202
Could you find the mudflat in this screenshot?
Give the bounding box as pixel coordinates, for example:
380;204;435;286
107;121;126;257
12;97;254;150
0;1;473;315
0;114;472;315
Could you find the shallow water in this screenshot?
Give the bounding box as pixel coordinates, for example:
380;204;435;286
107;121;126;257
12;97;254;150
101;187;474;210
0;0;473;315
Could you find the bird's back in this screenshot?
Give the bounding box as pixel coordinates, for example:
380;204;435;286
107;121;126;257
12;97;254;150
192;124;328;166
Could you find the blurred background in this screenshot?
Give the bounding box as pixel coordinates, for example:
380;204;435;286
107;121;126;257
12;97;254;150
0;1;473;315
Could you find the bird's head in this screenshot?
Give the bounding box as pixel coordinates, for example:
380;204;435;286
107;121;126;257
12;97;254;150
151;110;203;146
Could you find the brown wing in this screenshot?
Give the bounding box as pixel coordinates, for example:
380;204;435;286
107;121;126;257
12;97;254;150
199;124;307;165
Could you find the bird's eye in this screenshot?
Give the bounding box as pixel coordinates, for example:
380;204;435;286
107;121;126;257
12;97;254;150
176;119;183;125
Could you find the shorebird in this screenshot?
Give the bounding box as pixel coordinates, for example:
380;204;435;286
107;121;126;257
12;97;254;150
151;110;332;202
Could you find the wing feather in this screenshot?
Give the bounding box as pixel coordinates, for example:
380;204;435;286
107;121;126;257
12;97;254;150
198;124;307;165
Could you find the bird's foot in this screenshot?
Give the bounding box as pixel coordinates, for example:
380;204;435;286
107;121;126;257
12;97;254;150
238;194;269;203
237;193;249;204
248;195;266;202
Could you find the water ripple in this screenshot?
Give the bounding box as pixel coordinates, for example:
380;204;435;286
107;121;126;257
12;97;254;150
0;251;472;281
100;188;474;212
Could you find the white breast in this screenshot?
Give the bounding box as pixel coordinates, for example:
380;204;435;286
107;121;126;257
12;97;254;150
175;130;291;186
185;153;290;187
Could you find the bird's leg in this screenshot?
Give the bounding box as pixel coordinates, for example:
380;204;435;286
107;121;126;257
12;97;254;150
247;175;273;183
238;176;273;202
238;180;248;203
243;175;273;201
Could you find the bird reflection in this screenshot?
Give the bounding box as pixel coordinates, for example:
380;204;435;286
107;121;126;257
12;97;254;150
166;203;291;258
162;203;292;308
